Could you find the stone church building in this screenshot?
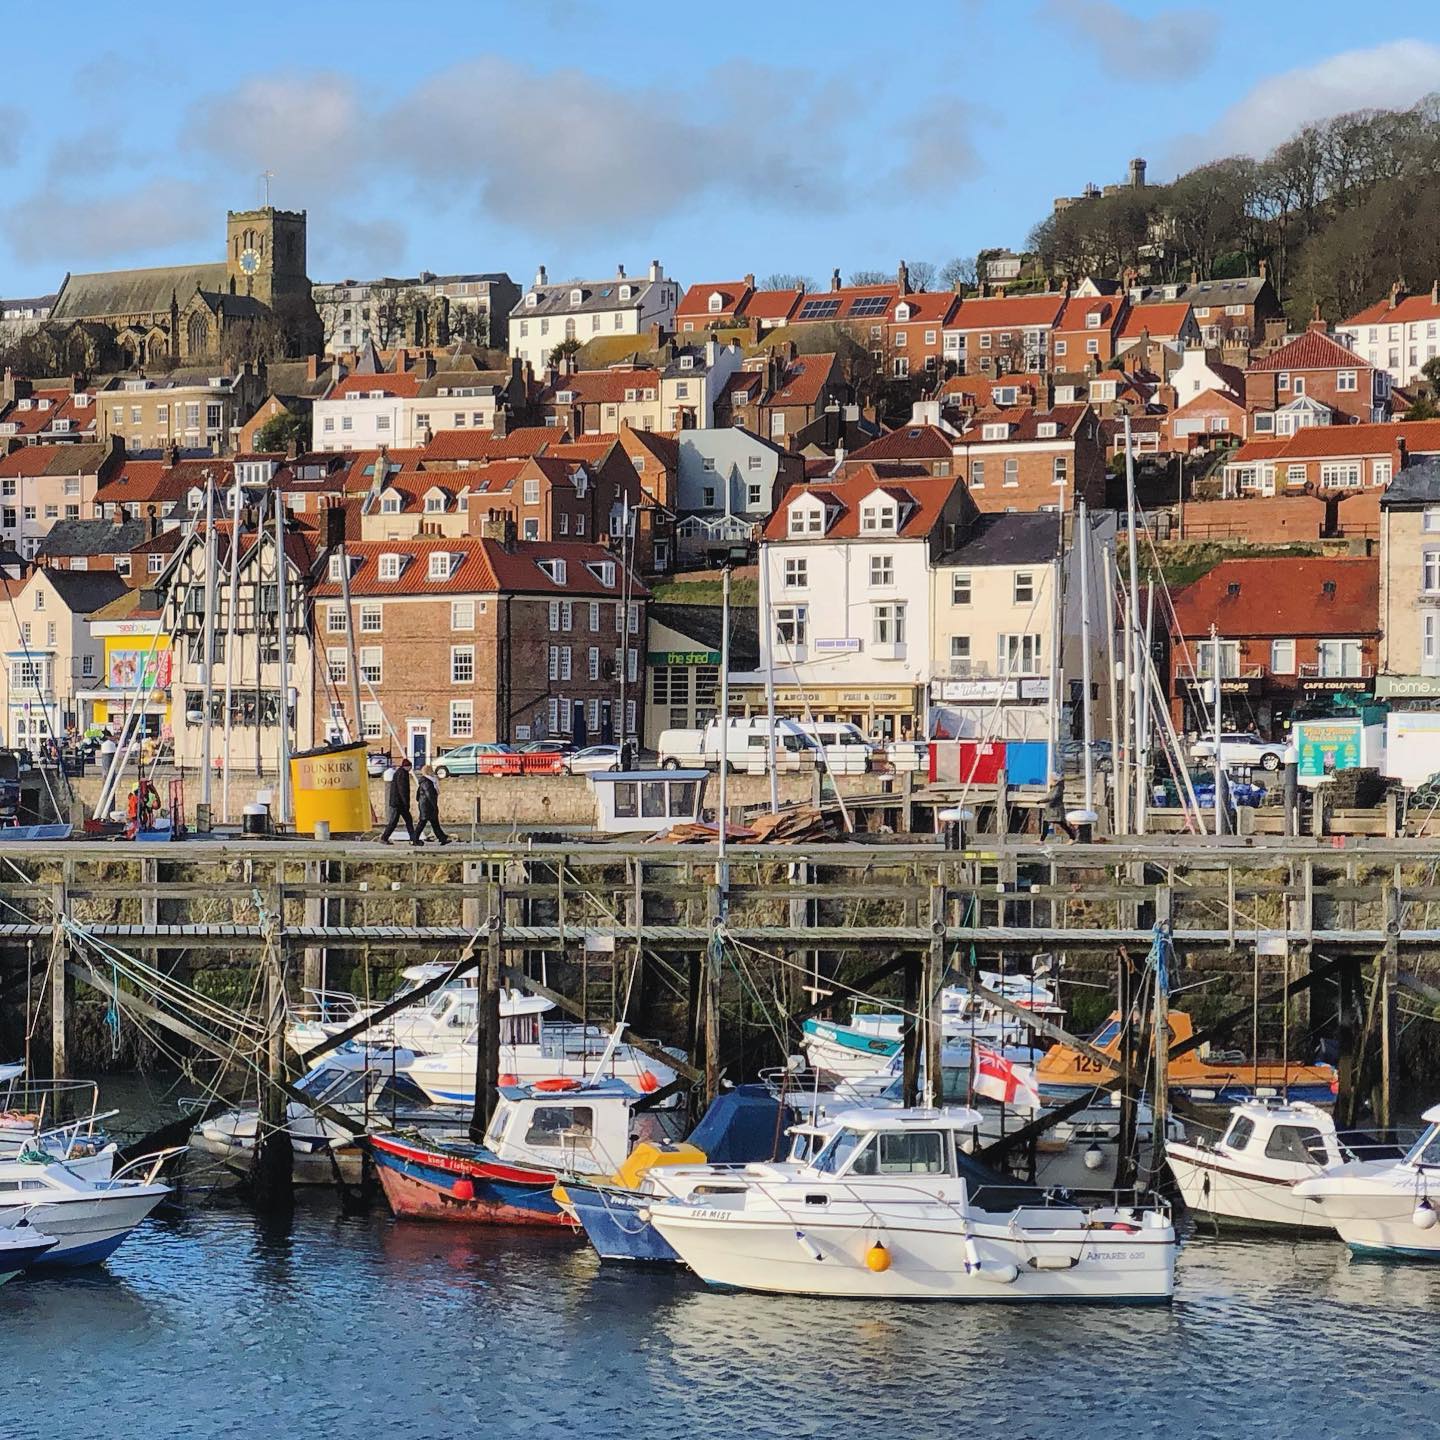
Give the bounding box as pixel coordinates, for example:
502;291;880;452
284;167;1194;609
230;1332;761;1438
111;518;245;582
45;206;322;371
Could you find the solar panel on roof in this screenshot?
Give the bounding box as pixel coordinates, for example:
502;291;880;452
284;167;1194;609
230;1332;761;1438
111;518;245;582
798;297;841;321
847;295;889;318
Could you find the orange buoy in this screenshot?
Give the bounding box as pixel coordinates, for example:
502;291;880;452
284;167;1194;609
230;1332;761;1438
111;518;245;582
865;1241;892;1273
452;1178;475;1201
638;1070;660;1093
498;1073;519;1087
534;1077;583;1092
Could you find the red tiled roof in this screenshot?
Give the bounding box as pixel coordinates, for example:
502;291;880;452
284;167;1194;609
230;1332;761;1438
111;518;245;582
1167;388;1245;419
954;404;1090;444
721;370;764;401
744;289;803;323
311;536;647;599
769;353;835;407
94;457;233;507
549;368;660;404
1119;302;1192;340
762;466;959;541
328;373;422;400
0;442;102;477
1342;293;1440;328
948;293;1066;331
939;372;1044;405
846;424;955;463
420;428;562;463
616;427;679;469
892;292;962;324
1228;421;1440;465
1248;328;1367;373
1054;297;1123;333
0;389;86;436
1170;557;1378;638
675;281;753;318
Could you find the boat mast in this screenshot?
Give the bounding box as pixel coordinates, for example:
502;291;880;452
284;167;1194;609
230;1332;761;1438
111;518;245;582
199;474;217;814
221;465;242;823
759;536;778;814
1076;500;1096;818
274;492;292;827
1211;625;1223;838
1122;414;1145;834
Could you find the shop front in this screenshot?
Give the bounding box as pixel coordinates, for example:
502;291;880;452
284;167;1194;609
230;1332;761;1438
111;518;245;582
1177;671;1373;742
727;682;923;742
87;621;173;741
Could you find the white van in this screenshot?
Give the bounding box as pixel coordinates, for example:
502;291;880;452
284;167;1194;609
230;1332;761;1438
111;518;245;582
797;722;873;775
657;718;822;774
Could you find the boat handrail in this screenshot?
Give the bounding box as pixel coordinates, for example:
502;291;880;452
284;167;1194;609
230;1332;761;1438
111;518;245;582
31;1109;120;1156
108;1145;188;1187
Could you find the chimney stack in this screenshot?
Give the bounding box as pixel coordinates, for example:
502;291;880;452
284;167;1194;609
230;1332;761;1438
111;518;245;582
493;407;509;439
648;259;663;283
535;264;547;287
1389;278;1405;310
1258;258;1269;281
617;263;627;280
1128;157;1147;189
830;268;842;292
743;273;755;291
897;260;911;295
306;353;321;383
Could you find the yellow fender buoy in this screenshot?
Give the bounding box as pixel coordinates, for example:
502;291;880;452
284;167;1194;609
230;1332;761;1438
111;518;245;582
866;1240;891;1272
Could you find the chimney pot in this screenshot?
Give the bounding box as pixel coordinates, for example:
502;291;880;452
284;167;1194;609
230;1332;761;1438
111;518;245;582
830;268;842;292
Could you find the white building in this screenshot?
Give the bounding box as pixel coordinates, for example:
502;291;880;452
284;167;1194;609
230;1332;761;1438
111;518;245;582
313;372;418;453
737;467;969;742
1338;283;1440;389
509;262;680;373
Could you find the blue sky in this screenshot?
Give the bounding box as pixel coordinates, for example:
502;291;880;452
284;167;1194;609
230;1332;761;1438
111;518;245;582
3;1;1439;298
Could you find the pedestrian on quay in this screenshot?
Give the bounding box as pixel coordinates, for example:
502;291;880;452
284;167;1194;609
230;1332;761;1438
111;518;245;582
379;757;422;845
415;764;452;845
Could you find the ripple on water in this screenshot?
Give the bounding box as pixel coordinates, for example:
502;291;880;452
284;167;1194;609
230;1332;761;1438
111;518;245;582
2;1204;1439;1440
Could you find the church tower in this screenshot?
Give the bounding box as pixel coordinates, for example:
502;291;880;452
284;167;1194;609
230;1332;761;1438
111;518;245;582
225;207;310;308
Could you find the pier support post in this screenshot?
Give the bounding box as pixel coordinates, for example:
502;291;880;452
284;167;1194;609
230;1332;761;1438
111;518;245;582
925;884;946;1105
251;900;294;1212
1380;883;1400;1129
469;908;503;1144
704;884;723;1108
901;952;921;1108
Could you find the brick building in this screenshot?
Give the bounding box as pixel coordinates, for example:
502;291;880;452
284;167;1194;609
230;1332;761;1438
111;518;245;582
1244;321;1390;432
1222;421;1440;497
311;535;648;757
950;405;1106;512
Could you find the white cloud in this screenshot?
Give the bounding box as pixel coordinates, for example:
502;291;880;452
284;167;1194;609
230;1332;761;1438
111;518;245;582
0;106;26;168
1176;40;1440;164
2;178;212;266
1038;0;1214;78
888;97;984;194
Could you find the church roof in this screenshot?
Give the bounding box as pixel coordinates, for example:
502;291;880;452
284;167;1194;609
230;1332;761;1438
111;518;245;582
51;263;229;322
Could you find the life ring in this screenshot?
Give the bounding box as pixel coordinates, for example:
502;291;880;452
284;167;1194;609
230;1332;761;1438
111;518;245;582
534;1077;583;1092
638;1071;660;1093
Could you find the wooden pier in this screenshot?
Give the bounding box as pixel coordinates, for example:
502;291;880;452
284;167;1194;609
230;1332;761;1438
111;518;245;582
3;834;1437;1126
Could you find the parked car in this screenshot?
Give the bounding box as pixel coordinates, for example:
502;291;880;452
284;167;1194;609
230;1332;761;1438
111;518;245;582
366;750;393;777
1191;732;1287;771
1059;739;1115;775
517;740;574;756
433;743;517;778
566;744;623;775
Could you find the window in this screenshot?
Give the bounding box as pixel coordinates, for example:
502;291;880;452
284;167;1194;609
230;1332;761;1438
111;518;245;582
450;701;473;738
326;605;348;634
1052;456;1068;487
869;554;894;587
359;647;382;684
788;504;823;536
998;632;1042;673
379;553;402;580
33;589;44;612
360;604;382;632
1003;458;1019;486
783;557;808;588
747;483;763;508
1317;639;1363;677
860;503;895;534
361;703;382;740
450;645;475;683
327;647;348;683
1424;508;1440;534
1320;463;1361;489
81;654;94;677
451;600;475;630
428;553;452;580
589;602;600;632
559;646;572;680
424;493;445;514
1337;370;1357;392
1270;639;1295;674
969;459;984;488
1054;340;1067;357
1278;372;1290;391
523;478;541;505
1014;572;1035;604
148;553;164;575
949;635;971;668
588;646;600;680
1372;459;1393;488
1085;338;1099;354
872;602;905;646
951;572;971;605
774;605;807;649
876;1130;945;1175
701;486;715;508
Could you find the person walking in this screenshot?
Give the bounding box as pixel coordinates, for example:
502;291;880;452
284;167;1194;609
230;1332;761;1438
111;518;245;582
380;757;421;845
415;764;451;845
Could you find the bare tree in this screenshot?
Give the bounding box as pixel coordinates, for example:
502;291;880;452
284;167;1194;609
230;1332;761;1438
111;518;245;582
761;272;813;292
939;255;979;291
848;269;889;286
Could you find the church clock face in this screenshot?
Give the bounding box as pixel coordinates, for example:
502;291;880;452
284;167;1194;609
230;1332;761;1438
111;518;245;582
240;247;260;276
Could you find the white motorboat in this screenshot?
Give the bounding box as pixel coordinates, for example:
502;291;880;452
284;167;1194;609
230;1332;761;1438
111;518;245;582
0;1065;114;1163
287;966;550;1057
191;1045;464;1184
405;1026;681;1106
648;1108;1177;1302
1166;1099;1405;1233
0;1149;179;1267
0;1205;57;1280
1294;1103;1440;1257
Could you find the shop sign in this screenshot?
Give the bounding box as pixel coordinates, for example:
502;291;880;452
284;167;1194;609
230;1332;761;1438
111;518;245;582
813;638;861;653
1376;674;1440;698
1297;721;1360;779
935;680;1017;701
646;649;721;667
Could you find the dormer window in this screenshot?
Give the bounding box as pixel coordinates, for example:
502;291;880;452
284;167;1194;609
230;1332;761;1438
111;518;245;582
680;356;694;370
708;292;724;313
586;560;616;588
539;558;568;585
428;552;453;581
572;470;588;497
1037;422;1058;438
619;285;632;301
525;292;538;307
625;389;637;402
556;390;574;403
982;423;1010;440
379;553;403;581
788;500;825;536
424;490;447;513
860;498;897;534
570;288;583;305
1086;311;1102;328
895;303;911;322
380;493;401;513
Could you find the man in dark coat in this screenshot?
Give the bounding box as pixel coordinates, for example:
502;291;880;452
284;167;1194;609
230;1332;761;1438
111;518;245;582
415;764;452;845
380;757;421;845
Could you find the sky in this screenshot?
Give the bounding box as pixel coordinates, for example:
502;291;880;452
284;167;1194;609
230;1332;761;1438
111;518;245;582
3;0;1440;299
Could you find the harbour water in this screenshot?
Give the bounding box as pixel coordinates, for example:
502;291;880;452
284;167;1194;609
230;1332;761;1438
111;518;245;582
4;1082;1439;1439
